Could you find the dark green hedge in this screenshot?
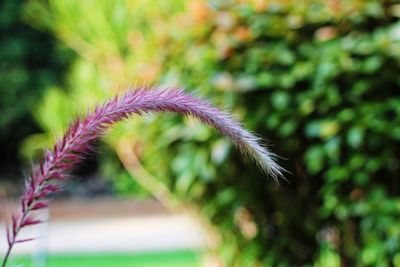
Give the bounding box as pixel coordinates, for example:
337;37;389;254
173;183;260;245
137;1;400;266
0;0;72;178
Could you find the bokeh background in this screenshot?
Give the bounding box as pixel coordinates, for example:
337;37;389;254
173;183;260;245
1;0;400;266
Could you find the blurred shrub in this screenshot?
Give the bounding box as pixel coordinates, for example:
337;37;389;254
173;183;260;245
22;0;186;195
24;0;400;266
0;0;72;179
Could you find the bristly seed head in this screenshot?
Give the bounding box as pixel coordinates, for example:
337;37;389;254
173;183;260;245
3;87;283;265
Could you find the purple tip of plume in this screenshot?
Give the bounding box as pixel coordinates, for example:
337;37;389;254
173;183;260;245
4;87;283;265
121;88;284;180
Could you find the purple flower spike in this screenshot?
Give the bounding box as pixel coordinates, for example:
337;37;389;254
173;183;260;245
2;87;283;267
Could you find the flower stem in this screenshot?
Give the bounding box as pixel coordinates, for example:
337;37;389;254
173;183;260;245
2;240;13;267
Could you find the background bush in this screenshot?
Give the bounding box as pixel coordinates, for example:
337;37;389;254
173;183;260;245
0;0;72;182
141;1;400;266
19;0;400;266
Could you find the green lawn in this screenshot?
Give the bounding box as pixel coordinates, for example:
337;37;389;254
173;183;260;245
12;250;201;267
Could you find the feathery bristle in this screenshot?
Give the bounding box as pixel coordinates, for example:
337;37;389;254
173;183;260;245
3;87;283;266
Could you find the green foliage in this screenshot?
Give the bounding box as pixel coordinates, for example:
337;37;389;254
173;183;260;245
0;0;73;177
23;0;400;266
141;1;400;266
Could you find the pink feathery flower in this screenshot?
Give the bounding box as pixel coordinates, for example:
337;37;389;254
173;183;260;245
2;87;283;266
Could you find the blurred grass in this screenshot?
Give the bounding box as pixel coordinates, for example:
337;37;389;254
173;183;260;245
13;250;201;267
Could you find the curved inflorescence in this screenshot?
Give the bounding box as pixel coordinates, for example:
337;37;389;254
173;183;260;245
2;87;283;267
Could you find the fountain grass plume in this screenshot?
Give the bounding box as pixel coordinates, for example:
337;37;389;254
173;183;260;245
2;87;283;266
